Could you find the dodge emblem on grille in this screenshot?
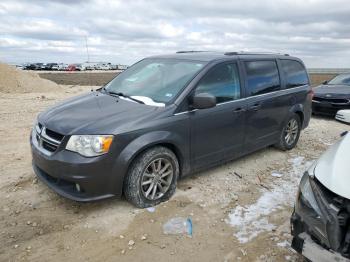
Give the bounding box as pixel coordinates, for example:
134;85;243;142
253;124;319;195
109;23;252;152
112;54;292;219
39;134;44;147
35;124;45;148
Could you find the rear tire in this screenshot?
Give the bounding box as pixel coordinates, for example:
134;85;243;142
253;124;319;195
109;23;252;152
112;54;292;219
275;113;301;151
124;146;179;208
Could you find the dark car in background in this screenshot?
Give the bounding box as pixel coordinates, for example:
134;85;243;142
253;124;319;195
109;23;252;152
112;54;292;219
42;63;58;70
312;73;350;116
24;63;43;70
30;51;312;207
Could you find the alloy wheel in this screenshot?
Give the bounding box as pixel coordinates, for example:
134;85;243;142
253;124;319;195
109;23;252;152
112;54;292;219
284;119;299;146
141;158;174;200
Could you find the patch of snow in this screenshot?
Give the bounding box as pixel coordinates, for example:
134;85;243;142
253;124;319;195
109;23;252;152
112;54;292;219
228;214;276;243
118;95;165;107
277;240;290;248
131;96;165;107
146;207;156;213
318;138;333;146
227;156;312;243
271;172;283;178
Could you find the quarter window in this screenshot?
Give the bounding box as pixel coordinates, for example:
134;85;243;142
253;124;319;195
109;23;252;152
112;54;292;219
245;61;281;96
195;63;241;103
281;60;309;88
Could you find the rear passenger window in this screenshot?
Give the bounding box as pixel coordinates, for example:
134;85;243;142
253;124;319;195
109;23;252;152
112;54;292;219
245;61;280;96
281;60;309;88
195;63;240;103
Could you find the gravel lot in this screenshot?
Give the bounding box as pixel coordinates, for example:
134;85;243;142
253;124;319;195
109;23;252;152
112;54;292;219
0;82;349;262
38;71;120;86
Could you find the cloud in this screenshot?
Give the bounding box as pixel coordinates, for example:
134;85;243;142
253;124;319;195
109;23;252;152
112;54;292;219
0;0;350;67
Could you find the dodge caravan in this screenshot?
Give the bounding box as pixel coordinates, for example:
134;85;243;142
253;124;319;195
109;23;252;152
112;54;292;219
31;51;312;207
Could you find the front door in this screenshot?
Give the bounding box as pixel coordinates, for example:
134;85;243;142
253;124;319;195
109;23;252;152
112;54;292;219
190;62;246;170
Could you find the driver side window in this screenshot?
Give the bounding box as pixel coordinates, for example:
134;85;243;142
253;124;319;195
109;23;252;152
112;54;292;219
195;63;241;103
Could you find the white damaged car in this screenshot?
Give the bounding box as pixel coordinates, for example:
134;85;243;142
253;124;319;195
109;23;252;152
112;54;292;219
291;131;350;262
336;110;350;124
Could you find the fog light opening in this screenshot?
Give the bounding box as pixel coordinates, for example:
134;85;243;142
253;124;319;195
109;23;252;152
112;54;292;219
75;183;81;192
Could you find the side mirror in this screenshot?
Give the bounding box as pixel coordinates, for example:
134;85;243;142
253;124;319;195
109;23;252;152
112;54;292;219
322;80;328;85
192;93;216;109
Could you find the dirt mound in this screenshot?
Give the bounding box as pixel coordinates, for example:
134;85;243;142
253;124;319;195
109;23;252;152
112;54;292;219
0;63;60;93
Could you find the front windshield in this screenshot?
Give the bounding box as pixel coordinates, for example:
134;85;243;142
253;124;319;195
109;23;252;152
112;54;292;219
105;58;205;105
328;74;350;86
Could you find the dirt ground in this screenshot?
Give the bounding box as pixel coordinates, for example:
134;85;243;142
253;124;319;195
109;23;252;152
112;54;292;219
38;71;119;86
1;83;349;262
309;73;337;86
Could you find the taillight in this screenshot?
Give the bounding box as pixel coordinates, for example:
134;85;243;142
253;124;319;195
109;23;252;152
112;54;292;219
308;89;314;101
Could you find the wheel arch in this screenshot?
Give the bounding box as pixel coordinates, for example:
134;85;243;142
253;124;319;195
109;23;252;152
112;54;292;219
113;131;188;196
289;104;305;126
127;141;184;177
294;110;304;126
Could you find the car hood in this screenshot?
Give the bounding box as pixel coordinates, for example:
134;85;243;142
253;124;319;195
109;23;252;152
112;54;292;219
314;85;350;97
314;133;350;200
38;91;160;135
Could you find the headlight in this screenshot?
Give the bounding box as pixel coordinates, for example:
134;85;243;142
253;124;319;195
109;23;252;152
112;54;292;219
66;135;113;157
298;172;322;215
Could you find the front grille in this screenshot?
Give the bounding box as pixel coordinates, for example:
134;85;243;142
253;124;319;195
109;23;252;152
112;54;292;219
42;141;58;152
313;105;338;115
313;96;349;104
34;123;64;153
314;178;350;258
45;128;64;141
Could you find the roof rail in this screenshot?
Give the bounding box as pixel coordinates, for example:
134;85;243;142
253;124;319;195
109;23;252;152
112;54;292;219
176;51;207;54
224;52;238;56
224;51;290;56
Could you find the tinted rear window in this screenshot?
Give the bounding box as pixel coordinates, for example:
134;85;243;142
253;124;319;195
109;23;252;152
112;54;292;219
281;60;309;88
245;61;280;96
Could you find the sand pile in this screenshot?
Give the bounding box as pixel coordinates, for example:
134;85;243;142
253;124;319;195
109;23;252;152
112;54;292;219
0;63;60;93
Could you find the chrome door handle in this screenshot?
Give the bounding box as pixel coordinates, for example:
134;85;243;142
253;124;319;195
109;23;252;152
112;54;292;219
249;104;261;111
233;107;246;113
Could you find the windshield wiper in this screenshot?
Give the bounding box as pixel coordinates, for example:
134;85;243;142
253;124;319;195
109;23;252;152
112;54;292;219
107;91;145;104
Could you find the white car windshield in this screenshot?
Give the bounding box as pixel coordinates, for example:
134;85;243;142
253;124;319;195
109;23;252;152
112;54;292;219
105;58;205;105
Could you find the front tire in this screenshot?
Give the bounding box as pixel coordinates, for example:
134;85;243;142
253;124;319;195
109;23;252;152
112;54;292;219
124;146;179;208
275;114;301;151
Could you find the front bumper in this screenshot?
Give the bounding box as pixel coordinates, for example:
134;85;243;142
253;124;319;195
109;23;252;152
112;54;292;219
30;131;123;201
291;175;350;261
293;232;350;262
291;212;350;262
312;100;350;116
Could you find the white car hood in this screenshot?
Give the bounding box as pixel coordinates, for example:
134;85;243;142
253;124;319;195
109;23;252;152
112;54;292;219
315;133;350;200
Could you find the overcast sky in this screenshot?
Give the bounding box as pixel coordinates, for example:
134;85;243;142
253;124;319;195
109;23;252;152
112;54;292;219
1;0;350;67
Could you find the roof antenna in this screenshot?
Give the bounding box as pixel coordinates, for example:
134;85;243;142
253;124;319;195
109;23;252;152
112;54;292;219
84;36;93;92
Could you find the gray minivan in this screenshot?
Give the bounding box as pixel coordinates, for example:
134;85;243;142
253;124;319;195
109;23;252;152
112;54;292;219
31;51;312;207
